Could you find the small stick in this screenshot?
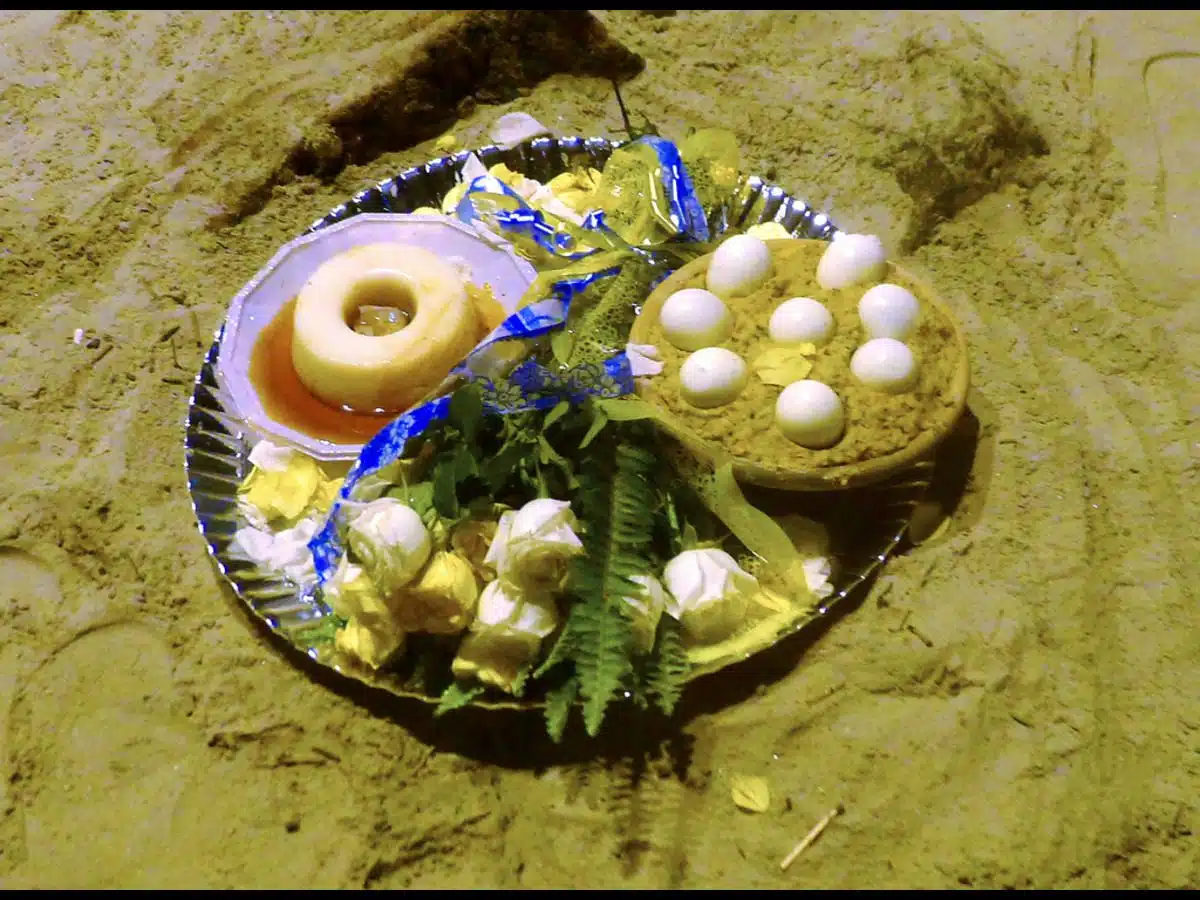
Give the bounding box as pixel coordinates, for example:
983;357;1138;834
611;78;634;140
780;803;844;871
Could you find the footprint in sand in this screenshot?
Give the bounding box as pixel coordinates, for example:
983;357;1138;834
1144;52;1200;245
4;621;200;887
3;613;357;888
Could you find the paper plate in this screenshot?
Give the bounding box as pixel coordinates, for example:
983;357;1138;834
185;135;933;710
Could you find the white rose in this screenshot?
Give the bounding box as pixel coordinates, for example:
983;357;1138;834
451;580;559;693
483;498;583;591
621;574;668;655
662;548;760;645
344;497;432;593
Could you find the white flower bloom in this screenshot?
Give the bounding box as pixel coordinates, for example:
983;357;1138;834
231;517;319;587
663;548;760;644
247;439;298;472
489;112;552;149
621;574;668;654
483;498;583;590
775;515;836;600
803;556;835;600
345;497;431;592
624;342;665;377
473;579;559;639
451;580;559;693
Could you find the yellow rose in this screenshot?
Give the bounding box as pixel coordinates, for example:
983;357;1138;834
390;551;479;635
307;476;344;518
325;559;406;670
487;162;538;198
545;168;602;213
324;558;390;622
239;452;325;523
441;181;470;214
335;620;405;671
450;516;501;580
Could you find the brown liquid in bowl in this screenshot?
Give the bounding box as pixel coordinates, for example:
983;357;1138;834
248;297;394;445
248;284;510;446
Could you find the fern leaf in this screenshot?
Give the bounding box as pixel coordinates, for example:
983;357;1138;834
545;676;580;743
565;437;662;735
646;617;691;716
435;682;484;716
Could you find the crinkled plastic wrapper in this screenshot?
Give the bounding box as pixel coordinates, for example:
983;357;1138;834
308;132;813;628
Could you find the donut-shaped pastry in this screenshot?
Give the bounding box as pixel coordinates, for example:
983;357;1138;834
291;243;481;413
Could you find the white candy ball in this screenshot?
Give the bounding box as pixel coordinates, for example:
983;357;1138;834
850;338;918;393
858;283;920;340
775;380;845;449
658;288;733;351
679;347;749;409
706;234;772;299
768;297;835;345
816;233;888;290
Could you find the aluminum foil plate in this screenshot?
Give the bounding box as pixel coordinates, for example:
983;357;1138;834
185;135;933;710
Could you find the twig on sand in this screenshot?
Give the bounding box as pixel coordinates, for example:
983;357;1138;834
780;803;844;871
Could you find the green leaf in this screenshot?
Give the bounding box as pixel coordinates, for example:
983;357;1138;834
402;481;436;517
646;617;690;716
510;666;532;699
550;329;576;367
453;443;479;480
447;383;484;445
545;676;580;743
558;438;660;736
537;434;569;468
432;457;460;518
542;400;572;431
680;521;700;551
482;441;528;493
579;405;609;449
596;396;658;422
435;682;485;716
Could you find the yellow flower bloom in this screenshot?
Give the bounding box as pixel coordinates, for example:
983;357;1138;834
325;558;406;670
239;451;325;523
335;619;405;671
390;551;479;635
441;181;470;214
545;167;602;212
307;476;344;518
450;516;501;580
487;162;538;198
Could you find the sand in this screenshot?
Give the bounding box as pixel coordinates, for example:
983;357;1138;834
0;10;1196;889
